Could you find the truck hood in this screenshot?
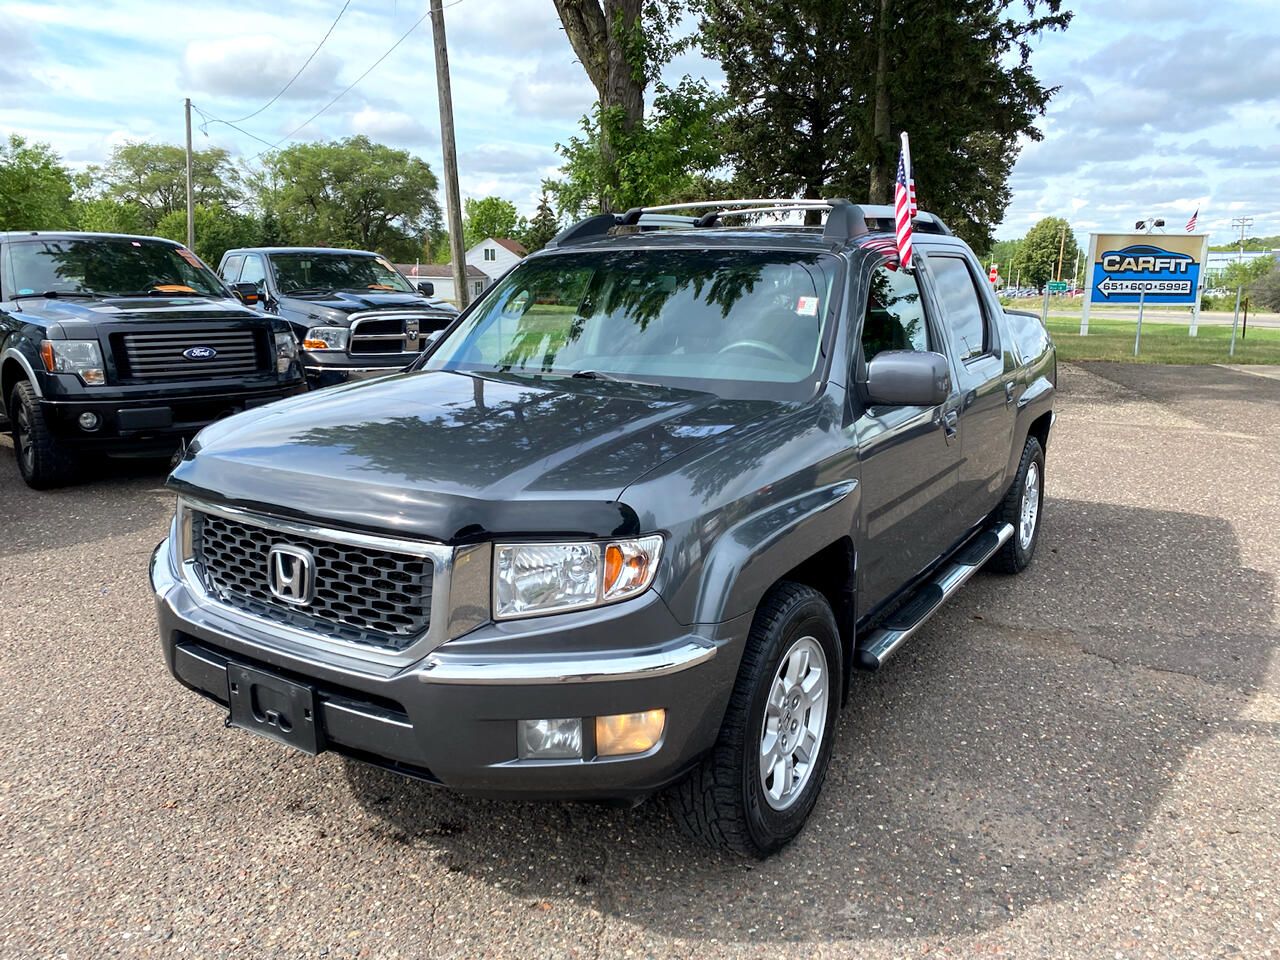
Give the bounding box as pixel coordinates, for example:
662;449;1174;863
279;290;455;317
169;369;772;543
15;295;260;335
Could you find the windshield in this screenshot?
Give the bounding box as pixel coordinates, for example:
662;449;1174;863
269;253;415;294
8;237;227;298
425;249;839;400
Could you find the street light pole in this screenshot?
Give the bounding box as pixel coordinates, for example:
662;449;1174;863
1229;216;1253;357
430;0;469;310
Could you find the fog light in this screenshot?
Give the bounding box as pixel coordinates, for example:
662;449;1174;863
78;412;101;431
596;709;666;757
517;718;582;760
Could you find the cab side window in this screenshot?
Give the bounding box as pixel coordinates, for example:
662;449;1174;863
861;264;929;363
928;256;991;362
220;255;244;283
239;254;267;291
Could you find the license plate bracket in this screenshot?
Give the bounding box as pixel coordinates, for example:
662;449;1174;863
226;663;321;755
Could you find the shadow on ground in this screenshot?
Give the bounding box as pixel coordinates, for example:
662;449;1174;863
344;494;1275;943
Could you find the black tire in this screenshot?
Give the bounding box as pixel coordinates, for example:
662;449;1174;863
988;435;1044;574
667;582;841;858
9;381;78;489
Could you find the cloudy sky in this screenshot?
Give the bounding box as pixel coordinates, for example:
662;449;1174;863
2;0;1278;247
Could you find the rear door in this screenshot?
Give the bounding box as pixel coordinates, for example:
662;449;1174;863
851;259;964;612
920;251;1017;525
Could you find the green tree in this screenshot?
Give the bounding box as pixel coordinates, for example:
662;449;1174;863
1247;259;1280;311
696;0;1070;248
0;135;75;230
256;136;441;262
90;142;242;232
155;203;261;266
463;196;522;248
552;0;685;211
1011;217;1078;289
75;197;145;234
1219;254;1275;292
520;191;562;253
549;77;730;217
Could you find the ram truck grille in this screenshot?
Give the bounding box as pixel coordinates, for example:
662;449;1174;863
349;313;452;355
193;511;434;650
113;329;267;381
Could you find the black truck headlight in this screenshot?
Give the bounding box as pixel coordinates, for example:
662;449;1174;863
274;331;299;375
40;339;105;385
301;326;349;351
492;536;663;620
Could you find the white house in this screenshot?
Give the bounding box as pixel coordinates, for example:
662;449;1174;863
396;263;488;305
466;237;527;285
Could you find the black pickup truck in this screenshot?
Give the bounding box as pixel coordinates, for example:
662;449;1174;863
152;200;1055;857
217;247;459;388
1;232;305;488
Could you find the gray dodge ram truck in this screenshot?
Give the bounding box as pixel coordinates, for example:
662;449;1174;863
150;199;1055;857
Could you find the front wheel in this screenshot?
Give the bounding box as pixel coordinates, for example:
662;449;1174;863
668;582;841;858
9;381;78;489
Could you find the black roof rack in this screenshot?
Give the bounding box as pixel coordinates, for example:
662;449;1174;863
544;198;950;249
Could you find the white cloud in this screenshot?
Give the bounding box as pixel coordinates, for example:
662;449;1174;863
181;36;340;102
349;106;434;146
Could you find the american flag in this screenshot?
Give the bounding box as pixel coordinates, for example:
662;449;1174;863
1185;207;1198;232
908;177;918;217
894;149;914;269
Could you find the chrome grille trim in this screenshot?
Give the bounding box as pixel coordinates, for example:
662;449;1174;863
175;496;460;667
348;311;452;356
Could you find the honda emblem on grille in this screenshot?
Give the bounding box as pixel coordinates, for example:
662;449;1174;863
183;346;218;360
267;544;315;605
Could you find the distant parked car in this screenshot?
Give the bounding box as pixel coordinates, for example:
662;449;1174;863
218;247;459;388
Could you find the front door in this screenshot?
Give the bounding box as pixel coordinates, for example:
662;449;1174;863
851;260;964;613
921;253;1016;523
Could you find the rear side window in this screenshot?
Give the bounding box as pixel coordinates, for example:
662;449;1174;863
928;256;989;361
862;264;929;362
221;255;244;282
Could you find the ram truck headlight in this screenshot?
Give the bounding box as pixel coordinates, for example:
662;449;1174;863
273;331;299;375
493;536;663;620
301;326;349;351
40;339;105;385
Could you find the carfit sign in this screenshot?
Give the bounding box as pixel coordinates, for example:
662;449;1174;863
1080;231;1210;335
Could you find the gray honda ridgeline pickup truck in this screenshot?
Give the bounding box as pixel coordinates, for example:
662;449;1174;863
151;200;1056;857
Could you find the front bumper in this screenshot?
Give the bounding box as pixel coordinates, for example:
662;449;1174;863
303;352;412;388
39;382;307;451
150;536;745;800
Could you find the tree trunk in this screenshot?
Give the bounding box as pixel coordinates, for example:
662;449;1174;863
867;0;893;204
553;0;645;212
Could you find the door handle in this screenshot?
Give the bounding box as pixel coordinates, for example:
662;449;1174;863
942;409;959;439
1004;381;1016;405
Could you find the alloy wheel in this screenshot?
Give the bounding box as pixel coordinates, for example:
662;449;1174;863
759;635;829;811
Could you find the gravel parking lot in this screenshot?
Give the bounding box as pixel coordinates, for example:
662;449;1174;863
2;362;1277;959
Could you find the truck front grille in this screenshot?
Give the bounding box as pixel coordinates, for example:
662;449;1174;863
349;313;452;355
193;511;434;650
113;329;267;381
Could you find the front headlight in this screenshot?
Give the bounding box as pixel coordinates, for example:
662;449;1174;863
273;331;298;375
301;326;349;351
493;535;664;620
40;339;105;385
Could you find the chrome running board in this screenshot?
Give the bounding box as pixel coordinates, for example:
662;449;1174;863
857;522;1014;670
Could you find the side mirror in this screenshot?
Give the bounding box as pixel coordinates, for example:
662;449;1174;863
865;350;952;406
232;282;262;306
417;281;435;296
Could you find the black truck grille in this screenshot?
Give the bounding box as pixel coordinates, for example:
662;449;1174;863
349;313;451;355
193;511;434;650
113;329;266;381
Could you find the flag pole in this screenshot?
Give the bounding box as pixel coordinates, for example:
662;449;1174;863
901;131;912;187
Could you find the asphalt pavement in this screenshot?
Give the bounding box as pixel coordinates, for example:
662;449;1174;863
1;362;1277;959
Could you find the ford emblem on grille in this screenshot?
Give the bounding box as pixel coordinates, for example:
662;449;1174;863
267;544;315;605
183;346;218;360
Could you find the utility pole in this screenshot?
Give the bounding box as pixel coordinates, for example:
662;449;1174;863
184;98;195;250
1229;216;1253;357
430;0;469;310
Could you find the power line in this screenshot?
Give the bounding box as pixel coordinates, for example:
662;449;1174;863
226;0;354;124
254;0;469;158
190;102;278;151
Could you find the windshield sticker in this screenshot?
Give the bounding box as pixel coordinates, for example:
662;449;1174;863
18;288;34;296
176;247;203;268
796;296;820;316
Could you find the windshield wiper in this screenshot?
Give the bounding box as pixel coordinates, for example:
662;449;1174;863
286;287;338;296
11;290;101;300
114;289;215;298
570;369;627;382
